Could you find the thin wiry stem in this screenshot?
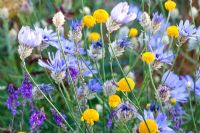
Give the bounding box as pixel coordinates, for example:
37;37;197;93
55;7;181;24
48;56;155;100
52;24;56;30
148;64;164;112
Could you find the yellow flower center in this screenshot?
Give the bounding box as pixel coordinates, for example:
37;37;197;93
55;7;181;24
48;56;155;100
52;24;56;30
89;32;100;42
142;52;155;64
164;0;176;11
167;26;179;38
81;109;99;125
108;94;121;108
139;119;159;133
146;103;151;109
82;15;96;28
170;98;176;105
129;28;138;37
93;9;109;23
117;77;135;92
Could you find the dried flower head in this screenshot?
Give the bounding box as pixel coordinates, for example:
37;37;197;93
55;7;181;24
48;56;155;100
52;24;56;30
52;11;65;28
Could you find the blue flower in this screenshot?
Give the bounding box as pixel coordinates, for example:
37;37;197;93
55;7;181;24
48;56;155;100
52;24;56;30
29;110;46;129
178;20;196;37
19;74;33;100
6;84;20;116
162;71;189;103
111;2;137;24
148;35;174;65
129;4;142;21
39;84;54;94
87;79;102;92
38;51;66;73
18;26;42;47
79;60;97;76
152;12;163;25
116;37;130;47
168;104;184;130
35;27;57;46
70;20;82;32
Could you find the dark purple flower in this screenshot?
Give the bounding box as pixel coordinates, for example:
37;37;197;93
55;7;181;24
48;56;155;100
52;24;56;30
68;66;79;79
6;84;20;116
149;101;160;113
107;111;117;128
29;110;46;128
19;74;33;99
52;109;66;126
92;40;103;48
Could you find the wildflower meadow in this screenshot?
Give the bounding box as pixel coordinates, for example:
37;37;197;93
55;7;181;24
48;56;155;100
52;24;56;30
1;0;200;132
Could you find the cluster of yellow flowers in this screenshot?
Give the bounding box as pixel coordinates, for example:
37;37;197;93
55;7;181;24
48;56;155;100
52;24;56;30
81;0;179;130
82;9;109;28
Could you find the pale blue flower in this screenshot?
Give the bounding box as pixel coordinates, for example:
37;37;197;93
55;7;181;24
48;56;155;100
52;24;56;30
178;20;196;37
111;2;137;24
152;12;163;25
38;51;66;73
18;26;42;47
162;71;189;103
35;27;57;45
148;35;174;65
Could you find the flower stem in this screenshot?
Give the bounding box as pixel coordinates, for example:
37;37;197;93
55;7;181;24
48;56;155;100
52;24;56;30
100;23;106;82
188;88;198;132
148;64;164;112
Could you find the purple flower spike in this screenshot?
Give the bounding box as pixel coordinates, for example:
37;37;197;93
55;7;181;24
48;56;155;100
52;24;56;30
6;84;20;116
19;74;33;99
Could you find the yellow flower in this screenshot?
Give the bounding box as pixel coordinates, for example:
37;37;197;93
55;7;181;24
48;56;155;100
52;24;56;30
82;15;96;28
81;109;99;125
108;95;121;108
142;52;155;64
170;98;176;105
89;32;100;42
117;77;135;92
167;26;179;38
164;0;176;11
93;9;109;23
146;103;151;109
139;119;159;133
129;28;138;37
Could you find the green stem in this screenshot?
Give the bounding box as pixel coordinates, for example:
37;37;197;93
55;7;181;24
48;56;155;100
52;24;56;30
148;64;164;112
100;23;106;81
188;88;197;132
